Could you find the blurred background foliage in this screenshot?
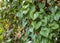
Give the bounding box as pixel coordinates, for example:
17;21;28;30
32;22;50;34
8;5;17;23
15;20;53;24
0;0;60;43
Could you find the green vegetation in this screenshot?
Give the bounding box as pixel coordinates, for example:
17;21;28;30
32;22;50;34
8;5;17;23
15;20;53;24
0;0;60;43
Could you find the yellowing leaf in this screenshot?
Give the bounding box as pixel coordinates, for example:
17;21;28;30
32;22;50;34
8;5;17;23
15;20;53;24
0;27;4;34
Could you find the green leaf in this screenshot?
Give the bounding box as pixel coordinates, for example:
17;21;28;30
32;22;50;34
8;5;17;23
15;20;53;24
0;35;3;42
40;27;50;37
22;4;30;9
31;21;36;29
49;22;59;29
38;3;44;9
22;19;28;27
40;8;45;13
16;11;23;19
26;0;34;3
41;38;48;43
30;5;35;12
32;21;42;30
35;21;42;30
29;5;35;19
7;39;12;43
41;17;48;26
54;13;60;21
33;12;40;20
23;8;29;14
49;33;55;39
30;12;40;20
50;6;58;14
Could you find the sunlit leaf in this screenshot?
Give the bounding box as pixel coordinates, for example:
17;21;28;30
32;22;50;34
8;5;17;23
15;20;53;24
0;27;4;34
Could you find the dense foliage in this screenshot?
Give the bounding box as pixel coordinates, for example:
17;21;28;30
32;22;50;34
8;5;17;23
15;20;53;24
0;0;60;43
